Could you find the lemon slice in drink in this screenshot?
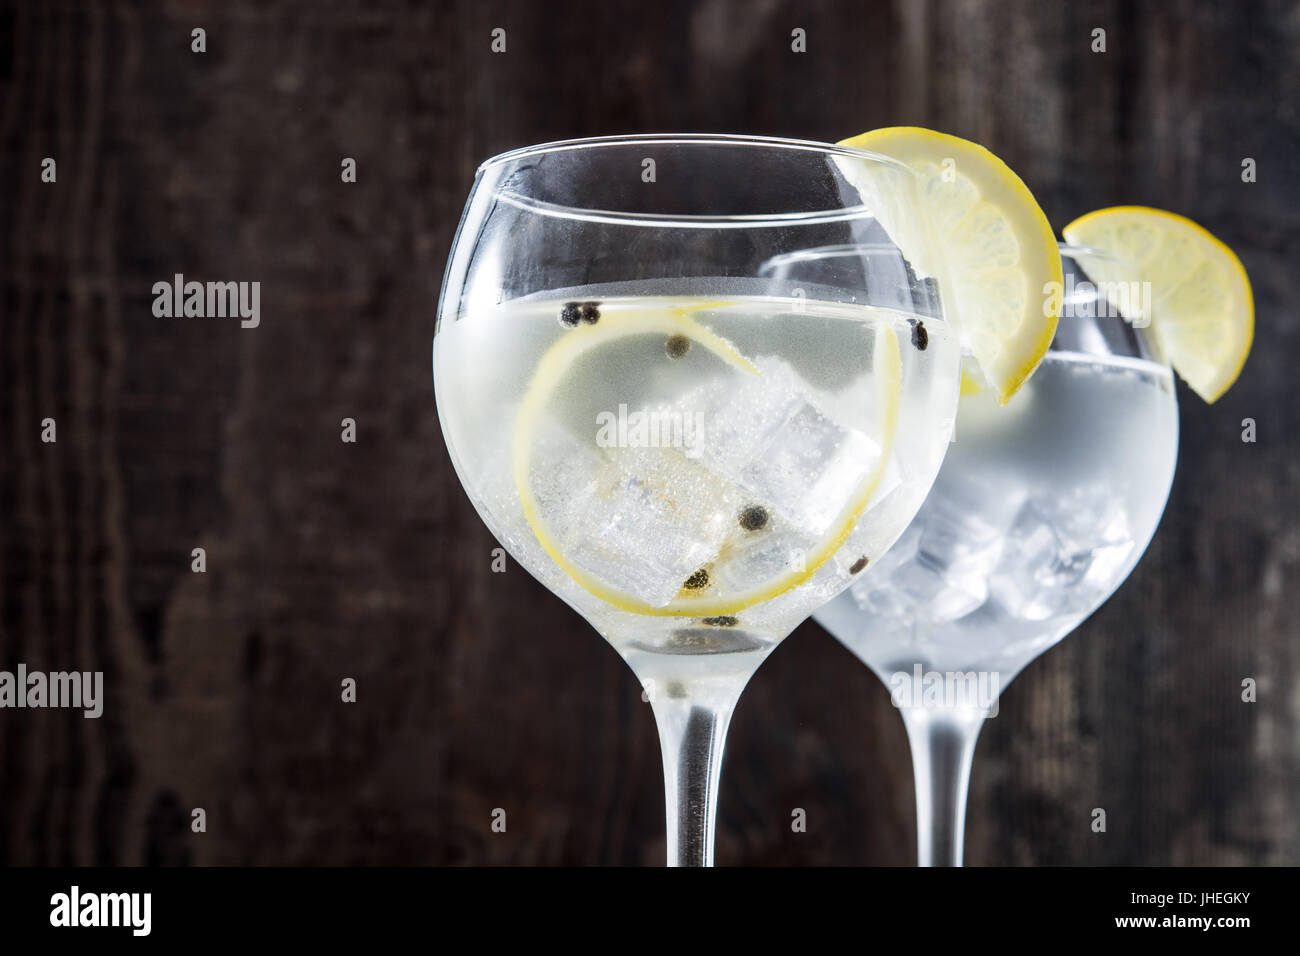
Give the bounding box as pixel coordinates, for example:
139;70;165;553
836;127;1062;404
513;300;902;618
1063;206;1253;403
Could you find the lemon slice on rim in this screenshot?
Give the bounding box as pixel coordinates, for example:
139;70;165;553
513;300;902;618
836;127;1063;404
1062;206;1253;403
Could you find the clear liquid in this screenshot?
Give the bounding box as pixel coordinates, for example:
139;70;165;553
435;291;960;678
816;351;1178;682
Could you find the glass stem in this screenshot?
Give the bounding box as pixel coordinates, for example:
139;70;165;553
650;690;741;867
899;705;990;867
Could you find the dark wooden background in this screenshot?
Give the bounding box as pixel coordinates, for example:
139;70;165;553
1;0;1297;866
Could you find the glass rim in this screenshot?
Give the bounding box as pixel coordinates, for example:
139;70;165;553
474;134;916;229
759;242;904;270
764;241;1140;269
1058;241;1137;269
476;132;914;175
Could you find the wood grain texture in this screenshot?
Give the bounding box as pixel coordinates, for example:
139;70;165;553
0;0;1296;865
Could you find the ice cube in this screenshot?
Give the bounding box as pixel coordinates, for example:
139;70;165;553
736;403;885;534
929;578;987;622
912;481;1018;616
1052;488;1131;552
1054;489;1135;611
987;493;1135;622
529;417;606;513
847;522;916;612
706;523;812;597
890;553;983;624
1079;541;1135;600
860;520;921;580
679;359;886;536
987;501;1064;621
920;473;1024;564
529;420;742;608
865;585;913;624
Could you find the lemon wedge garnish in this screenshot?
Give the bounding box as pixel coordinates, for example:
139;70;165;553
1062;206;1253;403
836;127;1062;404
513;301;902;617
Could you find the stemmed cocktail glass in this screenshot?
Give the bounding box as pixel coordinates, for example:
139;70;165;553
434;135;961;865
804;244;1179;865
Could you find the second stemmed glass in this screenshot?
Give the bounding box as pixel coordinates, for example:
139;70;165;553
434;135;961;865
805;244;1179;865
